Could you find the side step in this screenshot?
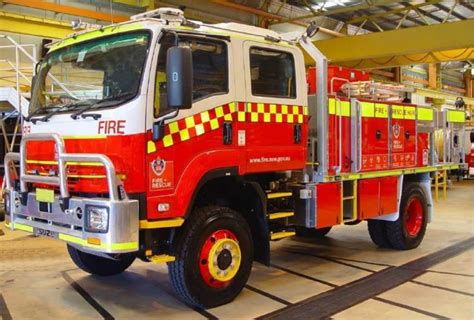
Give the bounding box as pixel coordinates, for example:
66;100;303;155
270;231;296;240
267;192;292;199
268;211;294;220
149;254;176;263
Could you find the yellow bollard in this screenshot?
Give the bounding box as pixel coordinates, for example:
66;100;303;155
434;171;439;202
442;169;447;200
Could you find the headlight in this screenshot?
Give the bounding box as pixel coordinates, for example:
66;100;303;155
85;205;109;233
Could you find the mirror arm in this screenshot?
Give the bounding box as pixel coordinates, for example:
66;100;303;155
152;109;180;142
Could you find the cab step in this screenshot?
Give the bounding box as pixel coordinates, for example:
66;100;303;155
149;254;176;263
270;230;296;240
267;192;292;199
268;211;294;220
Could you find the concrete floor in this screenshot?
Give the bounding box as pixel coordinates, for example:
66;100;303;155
0;180;473;319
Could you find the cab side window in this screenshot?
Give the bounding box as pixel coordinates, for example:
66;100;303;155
154;34;229;117
249;47;296;99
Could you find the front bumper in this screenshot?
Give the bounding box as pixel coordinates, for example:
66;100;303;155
4;133;139;254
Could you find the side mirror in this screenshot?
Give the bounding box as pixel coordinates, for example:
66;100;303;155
30;75;37;97
166;46;193;110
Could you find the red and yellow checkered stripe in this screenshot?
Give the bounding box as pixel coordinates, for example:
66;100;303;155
152;102;307;150
237;102;308;124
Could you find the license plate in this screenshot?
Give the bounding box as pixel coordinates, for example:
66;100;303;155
34;227;58;239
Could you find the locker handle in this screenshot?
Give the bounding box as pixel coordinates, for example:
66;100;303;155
405;130;410;140
375;130;382;140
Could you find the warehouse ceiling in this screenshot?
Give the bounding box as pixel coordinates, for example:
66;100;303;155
239;0;474;34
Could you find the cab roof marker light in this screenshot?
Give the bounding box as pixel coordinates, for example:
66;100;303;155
131;8;184;21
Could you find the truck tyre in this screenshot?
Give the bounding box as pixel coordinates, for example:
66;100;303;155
67;244;136;276
367;220;391;248
385;184;428;250
296;226;331;237
169;206;253;309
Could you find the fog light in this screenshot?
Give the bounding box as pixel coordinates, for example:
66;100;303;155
85;205;109;233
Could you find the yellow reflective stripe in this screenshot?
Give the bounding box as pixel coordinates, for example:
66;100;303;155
447;110;465;123
58;233;138;251
329;98;336;115
139;218;184;229
50;22;145;52
392;105;404;119
147;141;157;154
375;103;388;118
14;223;33;233
404;106;416;120
329;99;350;117
67;174;107;179
361;102;374;117
26;160;103;166
417;107;434;121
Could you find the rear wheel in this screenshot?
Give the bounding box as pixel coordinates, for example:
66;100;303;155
169;206;253;308
367;220;391;248
67;244;136;276
385;184;428;250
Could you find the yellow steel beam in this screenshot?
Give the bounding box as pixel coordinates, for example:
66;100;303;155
0;10;72;39
2;0;129;23
415;87;474;105
112;0;151;7
309;20;474;69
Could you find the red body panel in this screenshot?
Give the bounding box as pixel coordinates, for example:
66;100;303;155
391;119;416;168
361;117;389;171
26;134;146;194
358;176;398;219
307;66;370;94
379;176;398;215
316;182;341;228
358;179;380;219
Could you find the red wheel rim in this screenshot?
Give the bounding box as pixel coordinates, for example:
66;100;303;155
405;197;423;237
199;229;240;288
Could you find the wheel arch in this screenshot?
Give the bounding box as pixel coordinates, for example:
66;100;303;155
184;168;270;265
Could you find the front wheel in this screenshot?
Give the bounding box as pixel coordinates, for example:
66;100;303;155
67;244;136;276
385;183;428;250
169;206;253;309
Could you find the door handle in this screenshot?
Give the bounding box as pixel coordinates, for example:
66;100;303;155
223;122;232;145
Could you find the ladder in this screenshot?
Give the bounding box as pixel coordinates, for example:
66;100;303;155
266;191;296;240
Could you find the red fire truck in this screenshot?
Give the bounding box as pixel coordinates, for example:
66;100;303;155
3;8;466;308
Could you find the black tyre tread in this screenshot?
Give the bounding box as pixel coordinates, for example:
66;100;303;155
385;184;428;250
169;205;253;309
367;220;391;248
67;244;135;276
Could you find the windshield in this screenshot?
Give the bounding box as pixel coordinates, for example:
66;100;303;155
29;31;151;116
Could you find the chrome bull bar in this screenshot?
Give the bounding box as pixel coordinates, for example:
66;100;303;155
3;133;139;254
5;133;120;201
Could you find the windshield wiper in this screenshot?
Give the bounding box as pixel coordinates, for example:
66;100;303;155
25;107;50;122
32;100;95;123
70;92;135;120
